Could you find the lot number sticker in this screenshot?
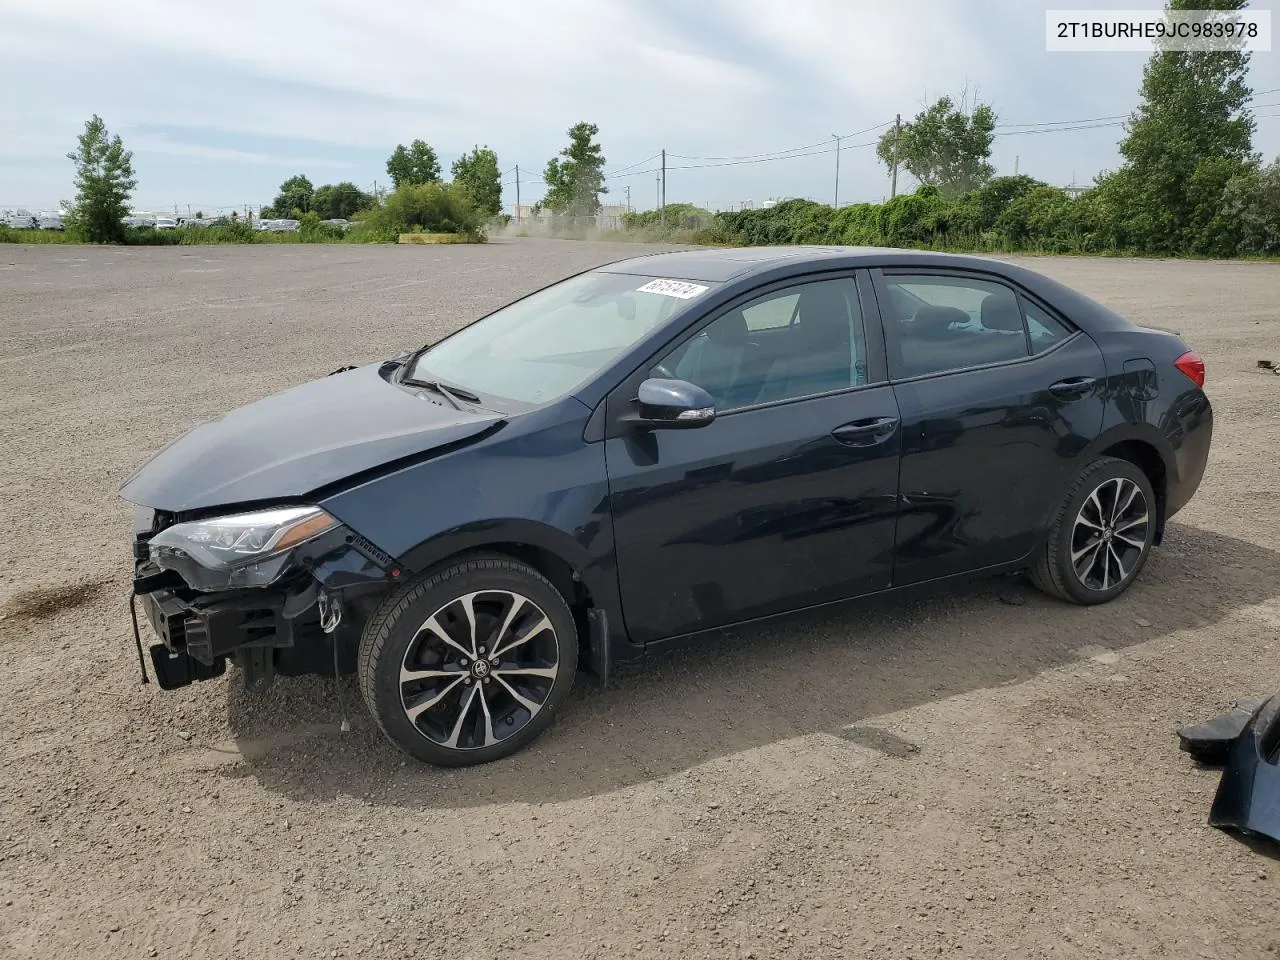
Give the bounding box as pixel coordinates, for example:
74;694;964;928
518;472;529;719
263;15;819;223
636;278;709;299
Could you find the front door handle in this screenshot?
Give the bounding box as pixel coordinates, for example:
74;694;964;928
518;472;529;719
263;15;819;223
832;416;899;446
1048;376;1097;399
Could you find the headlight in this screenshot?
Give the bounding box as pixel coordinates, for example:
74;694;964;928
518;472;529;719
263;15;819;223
148;506;340;591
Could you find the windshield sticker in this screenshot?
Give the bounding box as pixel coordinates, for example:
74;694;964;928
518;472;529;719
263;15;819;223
636;278;709;300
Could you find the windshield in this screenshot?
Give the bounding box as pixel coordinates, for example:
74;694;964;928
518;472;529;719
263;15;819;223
406;270;716;406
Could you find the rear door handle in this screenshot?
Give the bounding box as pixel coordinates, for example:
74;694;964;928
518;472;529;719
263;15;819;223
832;416;899;446
1049;376;1097;398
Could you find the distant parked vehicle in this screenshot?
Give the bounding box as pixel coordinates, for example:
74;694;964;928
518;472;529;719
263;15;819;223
38;212;65;230
7;209;36;229
124;216;156;228
154;218;178;231
320;219;350;230
262;219;300;233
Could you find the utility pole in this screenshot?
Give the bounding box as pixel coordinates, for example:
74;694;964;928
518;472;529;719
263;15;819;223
625;184;631;212
890;113;901;198
660;149;666;227
832;133;841;208
656;172;661;213
515;165;521;219
1014;155;1020;176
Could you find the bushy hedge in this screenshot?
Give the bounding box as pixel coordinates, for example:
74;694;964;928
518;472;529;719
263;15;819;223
354;182;485;241
2;185;488;246
681;162;1280;258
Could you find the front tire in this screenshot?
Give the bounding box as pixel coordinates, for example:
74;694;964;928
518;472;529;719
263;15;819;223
358;555;579;766
1030;456;1156;605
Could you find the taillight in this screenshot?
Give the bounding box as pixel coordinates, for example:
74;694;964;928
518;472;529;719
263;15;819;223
1174;351;1205;388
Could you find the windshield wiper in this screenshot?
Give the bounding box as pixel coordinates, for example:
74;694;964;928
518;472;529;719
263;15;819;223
400;377;480;409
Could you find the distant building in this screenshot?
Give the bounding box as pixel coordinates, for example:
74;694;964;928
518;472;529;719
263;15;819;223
513;202;629;219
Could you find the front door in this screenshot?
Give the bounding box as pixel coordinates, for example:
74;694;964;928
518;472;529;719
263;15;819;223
604;273;902;645
872;269;1108;585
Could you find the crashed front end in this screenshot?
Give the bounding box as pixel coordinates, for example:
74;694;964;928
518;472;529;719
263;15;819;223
128;503;401;691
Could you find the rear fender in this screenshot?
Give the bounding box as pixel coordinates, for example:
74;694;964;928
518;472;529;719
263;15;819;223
1039;422;1176;543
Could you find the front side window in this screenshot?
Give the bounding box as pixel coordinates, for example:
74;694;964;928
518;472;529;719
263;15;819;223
651;277;867;412
883;275;1030;378
407;271;715;406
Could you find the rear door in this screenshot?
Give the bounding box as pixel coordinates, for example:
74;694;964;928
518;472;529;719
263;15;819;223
871;268;1107;585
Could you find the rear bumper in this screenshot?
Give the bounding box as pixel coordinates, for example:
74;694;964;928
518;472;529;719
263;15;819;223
1166;392;1213;519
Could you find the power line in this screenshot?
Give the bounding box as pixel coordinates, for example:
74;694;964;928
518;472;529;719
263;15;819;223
995;120;1127;137
665;139;881;172
997;114;1127;128
668;120;893;163
604;153;661;177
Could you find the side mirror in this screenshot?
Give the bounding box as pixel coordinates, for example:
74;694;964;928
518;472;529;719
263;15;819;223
631;378;716;429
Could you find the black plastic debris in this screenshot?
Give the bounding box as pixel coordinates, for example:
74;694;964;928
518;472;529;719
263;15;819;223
1178;698;1268;765
1209;695;1280;844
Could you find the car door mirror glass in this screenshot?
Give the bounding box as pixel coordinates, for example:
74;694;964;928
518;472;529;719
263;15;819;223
635;378;716;429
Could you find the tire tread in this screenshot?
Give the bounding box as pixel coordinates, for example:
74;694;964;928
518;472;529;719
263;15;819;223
357;554;575;765
1030;456;1152;605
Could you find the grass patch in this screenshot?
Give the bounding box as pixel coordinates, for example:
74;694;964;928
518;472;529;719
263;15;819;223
397;232;481;244
0;226;77;244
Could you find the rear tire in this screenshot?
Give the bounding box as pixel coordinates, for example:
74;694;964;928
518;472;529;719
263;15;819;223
1030;456;1156;605
358;555;579;766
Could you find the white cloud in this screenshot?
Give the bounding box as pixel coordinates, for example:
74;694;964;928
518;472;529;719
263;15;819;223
129;135;354;169
0;0;1276;209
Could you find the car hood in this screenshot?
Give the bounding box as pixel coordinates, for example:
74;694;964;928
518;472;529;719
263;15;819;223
120;362;504;512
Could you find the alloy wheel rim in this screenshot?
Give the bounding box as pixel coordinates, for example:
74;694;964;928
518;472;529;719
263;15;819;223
1070;477;1149;592
399;590;559;751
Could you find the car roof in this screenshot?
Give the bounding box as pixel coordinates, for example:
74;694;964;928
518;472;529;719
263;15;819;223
595;245;1020;283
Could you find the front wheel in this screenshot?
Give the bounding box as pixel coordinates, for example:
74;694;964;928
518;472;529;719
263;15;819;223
1030;456;1156;605
358;555;579;766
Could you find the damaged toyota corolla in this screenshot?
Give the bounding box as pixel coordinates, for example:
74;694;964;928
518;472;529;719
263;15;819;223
122;247;1213;766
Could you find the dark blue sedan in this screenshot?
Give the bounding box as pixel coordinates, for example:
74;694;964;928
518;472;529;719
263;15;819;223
122;246;1213;766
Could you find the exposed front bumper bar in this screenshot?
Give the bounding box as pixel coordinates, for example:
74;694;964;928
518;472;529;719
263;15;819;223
127;522;399;690
131;585;299;690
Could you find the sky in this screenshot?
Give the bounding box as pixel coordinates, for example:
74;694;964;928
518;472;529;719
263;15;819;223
1;0;1278;216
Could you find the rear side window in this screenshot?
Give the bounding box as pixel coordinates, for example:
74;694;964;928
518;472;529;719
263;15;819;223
1023;300;1073;354
883;275;1028;378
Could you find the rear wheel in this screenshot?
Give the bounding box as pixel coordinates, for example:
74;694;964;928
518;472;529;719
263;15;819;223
1030;456;1156;605
358;555;578;766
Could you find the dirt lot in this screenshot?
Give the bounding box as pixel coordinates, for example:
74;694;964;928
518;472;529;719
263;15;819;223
1;240;1278;960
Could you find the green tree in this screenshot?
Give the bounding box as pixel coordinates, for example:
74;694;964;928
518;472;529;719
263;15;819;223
1110;0;1256;253
64;114;137;243
542;122;607;215
264;174;314;218
877;96;996;198
1214;156;1280;253
450;146;502;217
311;182;374;219
386;139;442;189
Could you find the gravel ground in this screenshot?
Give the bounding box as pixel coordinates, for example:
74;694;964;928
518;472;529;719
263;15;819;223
1;240;1278;960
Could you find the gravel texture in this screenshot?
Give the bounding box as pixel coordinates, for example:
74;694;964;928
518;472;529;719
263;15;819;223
1;240;1278;959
